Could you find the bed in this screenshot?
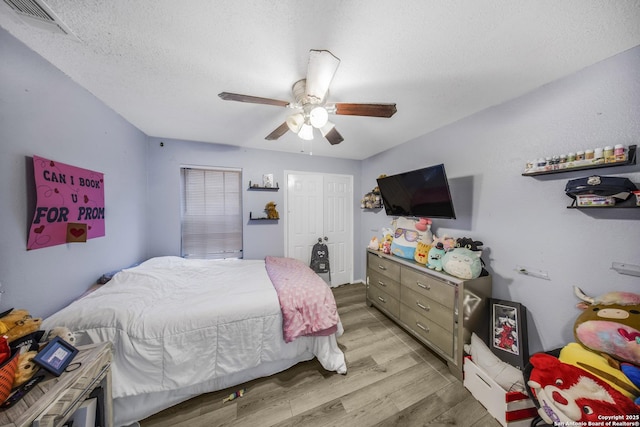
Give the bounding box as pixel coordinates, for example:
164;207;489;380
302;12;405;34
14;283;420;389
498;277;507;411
42;255;347;426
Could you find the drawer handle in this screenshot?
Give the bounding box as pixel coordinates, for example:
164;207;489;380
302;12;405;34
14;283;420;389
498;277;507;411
416;302;430;311
377;296;386;303
378;264;387;271
416;282;431;290
377;280;386;287
416;322;429;332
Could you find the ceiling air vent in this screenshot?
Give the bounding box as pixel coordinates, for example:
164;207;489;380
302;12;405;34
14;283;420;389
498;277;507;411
2;0;75;36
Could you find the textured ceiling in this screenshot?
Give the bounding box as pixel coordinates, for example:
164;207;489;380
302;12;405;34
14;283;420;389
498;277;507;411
2;0;640;160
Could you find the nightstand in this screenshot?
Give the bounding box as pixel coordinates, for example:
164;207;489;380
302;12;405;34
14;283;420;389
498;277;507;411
0;341;113;427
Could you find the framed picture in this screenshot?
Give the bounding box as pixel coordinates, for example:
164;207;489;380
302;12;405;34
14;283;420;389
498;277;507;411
33;336;79;376
262;174;274;188
489;298;529;370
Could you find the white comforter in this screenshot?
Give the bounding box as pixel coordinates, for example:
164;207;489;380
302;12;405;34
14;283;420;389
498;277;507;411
43;256;346;400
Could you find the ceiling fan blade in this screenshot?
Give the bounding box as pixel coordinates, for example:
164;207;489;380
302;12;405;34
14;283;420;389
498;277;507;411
218;92;290;107
265;122;290;140
323;126;344;145
305;50;340;103
333;103;397;118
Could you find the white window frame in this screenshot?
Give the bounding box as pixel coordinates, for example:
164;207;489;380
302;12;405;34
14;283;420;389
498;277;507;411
180;166;243;259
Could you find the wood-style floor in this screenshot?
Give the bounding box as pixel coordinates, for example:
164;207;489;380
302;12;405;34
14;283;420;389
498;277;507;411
140;283;501;427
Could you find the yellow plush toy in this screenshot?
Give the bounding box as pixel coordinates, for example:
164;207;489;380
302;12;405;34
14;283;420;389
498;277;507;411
0;310;42;343
12;350;39;388
265;202;279;219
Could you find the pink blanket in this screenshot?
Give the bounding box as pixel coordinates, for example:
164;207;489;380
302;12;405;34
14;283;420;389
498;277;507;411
265;256;339;342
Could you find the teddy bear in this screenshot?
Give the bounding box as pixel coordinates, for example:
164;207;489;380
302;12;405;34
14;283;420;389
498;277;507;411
46;326;77;345
12;350;39;388
264;202;279;219
0;309;42;343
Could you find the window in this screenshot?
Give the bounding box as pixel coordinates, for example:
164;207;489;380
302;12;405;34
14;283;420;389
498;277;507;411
180;167;242;259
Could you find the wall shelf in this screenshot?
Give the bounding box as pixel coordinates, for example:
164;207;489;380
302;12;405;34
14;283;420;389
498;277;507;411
249;212;279;221
567;194;639;210
522;145;636;176
248;181;279;191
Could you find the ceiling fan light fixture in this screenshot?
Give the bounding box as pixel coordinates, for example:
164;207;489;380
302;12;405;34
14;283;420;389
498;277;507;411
309;106;329;128
286;113;304;133
298;123;314;140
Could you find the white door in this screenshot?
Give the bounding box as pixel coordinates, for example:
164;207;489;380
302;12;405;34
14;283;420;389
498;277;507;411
285;172;353;286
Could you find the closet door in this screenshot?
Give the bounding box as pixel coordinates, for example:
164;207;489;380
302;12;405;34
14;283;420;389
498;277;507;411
285;172;353;286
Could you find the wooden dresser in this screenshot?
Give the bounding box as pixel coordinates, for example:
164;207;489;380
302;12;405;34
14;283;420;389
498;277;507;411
0;342;113;427
366;249;492;379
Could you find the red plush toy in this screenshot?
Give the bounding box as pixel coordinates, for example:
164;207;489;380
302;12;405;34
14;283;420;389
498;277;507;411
527;353;640;424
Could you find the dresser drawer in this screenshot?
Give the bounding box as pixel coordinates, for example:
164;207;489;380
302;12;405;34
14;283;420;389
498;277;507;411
401;286;454;332
368;286;400;318
368;269;401;299
367;252;401;282
401;267;455;309
400;307;453;358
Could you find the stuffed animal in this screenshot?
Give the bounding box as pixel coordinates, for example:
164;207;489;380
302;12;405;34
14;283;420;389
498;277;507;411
455;237;483;252
432;234;456;251
391;217;431;260
558;342;640;400
0;310;42;343
414;218;433;242
442;247;482;279
368;236;379;250
47;326;77;346
264;202;279;219
427;242;446;271
573;286;640;365
12;350;38;388
527;352;639;424
414;241;432;265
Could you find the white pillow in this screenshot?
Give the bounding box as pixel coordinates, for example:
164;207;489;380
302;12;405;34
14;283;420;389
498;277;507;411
468;332;526;392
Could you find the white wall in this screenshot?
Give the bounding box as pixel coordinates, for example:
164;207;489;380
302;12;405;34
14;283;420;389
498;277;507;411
0;29;149;318
360;45;640;355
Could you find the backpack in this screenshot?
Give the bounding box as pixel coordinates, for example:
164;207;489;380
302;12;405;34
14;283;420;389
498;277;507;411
310;239;330;274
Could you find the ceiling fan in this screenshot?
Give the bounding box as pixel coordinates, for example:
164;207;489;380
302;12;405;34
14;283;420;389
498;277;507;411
218;49;397;146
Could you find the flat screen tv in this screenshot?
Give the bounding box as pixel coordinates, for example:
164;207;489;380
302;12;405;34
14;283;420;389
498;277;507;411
376;164;456;219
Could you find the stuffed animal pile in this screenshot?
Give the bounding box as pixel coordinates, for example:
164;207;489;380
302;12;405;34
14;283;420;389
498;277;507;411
526;286;640;423
0;309;77;405
368;217;487;280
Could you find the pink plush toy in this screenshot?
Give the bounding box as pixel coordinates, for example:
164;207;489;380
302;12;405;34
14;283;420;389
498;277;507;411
432;234;456;251
573;286;640;365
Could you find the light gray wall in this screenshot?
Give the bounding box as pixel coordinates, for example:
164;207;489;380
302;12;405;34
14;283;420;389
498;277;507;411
360;45;640;355
145;137;362;263
0;29;149;318
2;24;638;357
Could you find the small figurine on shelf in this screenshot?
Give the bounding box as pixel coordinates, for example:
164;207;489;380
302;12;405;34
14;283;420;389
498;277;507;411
265;202;279;219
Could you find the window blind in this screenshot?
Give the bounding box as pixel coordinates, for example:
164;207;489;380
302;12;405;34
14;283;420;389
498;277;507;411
180;167;243;259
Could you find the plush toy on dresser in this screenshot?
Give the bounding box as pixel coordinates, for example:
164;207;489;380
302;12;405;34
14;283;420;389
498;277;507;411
391;217;426;259
426;242;446;271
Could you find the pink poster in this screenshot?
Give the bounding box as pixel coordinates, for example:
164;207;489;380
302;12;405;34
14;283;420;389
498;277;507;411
28;156;105;250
